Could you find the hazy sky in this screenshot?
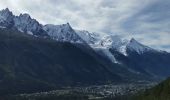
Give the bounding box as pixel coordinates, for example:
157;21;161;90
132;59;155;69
0;0;170;51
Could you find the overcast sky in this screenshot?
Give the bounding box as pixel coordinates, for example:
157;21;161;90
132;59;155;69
0;0;170;51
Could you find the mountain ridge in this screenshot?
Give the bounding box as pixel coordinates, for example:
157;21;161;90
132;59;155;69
0;8;170;86
0;8;164;54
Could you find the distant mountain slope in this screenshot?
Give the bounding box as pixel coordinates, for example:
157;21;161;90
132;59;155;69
133;78;170;100
0;28;122;95
77;30;170;79
110;44;170;79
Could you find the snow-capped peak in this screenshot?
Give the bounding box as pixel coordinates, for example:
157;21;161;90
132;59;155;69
127;38;155;54
75;30;101;45
0;8;48;37
99;35;129;56
0;8;13;19
0;8;14;28
43;23;84;43
0;8;85;42
76;29;159;56
100;35;126;48
19;13;31;19
14;13;48;36
99;36;159;55
0;8;161;55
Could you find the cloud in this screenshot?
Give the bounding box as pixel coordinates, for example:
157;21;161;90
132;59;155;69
122;0;170;33
0;0;170;51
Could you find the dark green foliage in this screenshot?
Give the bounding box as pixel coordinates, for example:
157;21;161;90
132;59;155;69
133;78;170;100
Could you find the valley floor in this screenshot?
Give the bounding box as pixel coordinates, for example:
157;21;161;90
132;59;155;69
2;82;156;100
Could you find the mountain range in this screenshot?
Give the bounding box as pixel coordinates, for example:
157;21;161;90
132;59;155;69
0;8;170;95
